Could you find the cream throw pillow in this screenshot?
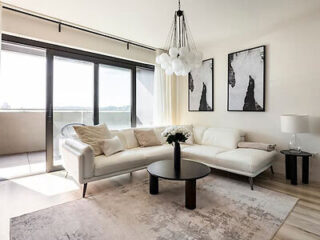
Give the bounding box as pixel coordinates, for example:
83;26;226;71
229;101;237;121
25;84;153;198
120;129;139;149
73;124;112;156
99;136;124;157
134;129;161;147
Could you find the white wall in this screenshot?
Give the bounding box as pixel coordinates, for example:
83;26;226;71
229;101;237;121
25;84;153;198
1;9;155;64
176;9;320;183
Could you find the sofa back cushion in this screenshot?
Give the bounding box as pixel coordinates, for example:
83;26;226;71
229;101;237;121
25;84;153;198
153;126;168;144
110;130;127;148
201;127;241;149
193;126;208;144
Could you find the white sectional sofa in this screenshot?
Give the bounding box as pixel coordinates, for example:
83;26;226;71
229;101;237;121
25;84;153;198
61;125;276;197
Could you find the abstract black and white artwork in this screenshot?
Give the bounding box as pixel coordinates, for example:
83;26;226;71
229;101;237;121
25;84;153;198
228;46;265;111
188;58;214;111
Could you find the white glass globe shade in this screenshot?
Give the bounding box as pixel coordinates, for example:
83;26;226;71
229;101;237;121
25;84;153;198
169;48;179;58
172;58;183;71
184;63;191;73
158;53;167;64
163;53;171;62
161;62;170;69
179;47;189;57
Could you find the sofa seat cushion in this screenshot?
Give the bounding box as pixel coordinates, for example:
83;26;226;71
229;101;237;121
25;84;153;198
94;149;147;176
137;144;185;162
182;145;228;165
215;148;276;174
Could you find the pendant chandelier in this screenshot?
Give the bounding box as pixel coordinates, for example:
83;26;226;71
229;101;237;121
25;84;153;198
156;0;203;76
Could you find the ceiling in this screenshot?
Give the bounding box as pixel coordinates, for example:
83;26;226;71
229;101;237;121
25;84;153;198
2;0;320;50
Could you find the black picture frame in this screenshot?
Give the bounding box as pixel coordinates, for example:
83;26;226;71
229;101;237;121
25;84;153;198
188;58;214;112
227;46;265;112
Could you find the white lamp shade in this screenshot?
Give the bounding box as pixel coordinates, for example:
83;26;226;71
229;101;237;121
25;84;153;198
281;114;308;133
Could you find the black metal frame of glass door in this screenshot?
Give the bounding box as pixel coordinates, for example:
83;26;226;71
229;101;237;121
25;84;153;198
2;34;154;173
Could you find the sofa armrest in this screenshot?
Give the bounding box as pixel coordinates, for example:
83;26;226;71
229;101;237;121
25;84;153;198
61;138;95;184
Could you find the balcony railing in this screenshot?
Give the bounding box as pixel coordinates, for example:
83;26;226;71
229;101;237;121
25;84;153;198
0;110;131;156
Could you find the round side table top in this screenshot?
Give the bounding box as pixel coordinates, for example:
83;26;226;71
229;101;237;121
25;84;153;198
280;150;312;157
147;160;211;181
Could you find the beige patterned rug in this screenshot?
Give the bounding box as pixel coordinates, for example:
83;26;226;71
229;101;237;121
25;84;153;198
10;174;297;240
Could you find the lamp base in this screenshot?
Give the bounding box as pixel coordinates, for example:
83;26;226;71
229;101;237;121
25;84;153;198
288;148;302;153
288;134;302;153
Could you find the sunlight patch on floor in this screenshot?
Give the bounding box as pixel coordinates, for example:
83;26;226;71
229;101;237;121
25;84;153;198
11;172;80;196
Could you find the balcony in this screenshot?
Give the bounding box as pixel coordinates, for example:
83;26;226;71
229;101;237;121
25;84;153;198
0;110;132;180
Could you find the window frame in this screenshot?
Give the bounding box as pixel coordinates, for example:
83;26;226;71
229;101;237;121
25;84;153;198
1;34;154;172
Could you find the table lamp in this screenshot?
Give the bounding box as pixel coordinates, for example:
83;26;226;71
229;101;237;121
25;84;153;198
281;114;308;153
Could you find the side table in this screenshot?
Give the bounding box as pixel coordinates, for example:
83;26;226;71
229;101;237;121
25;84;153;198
280;150;312;185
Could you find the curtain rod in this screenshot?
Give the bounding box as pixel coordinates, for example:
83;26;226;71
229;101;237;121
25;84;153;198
2;6;156;52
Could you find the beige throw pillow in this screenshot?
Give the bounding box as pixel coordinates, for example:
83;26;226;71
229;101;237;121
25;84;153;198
73;124;112;156
99;136;124;157
134;129;161;147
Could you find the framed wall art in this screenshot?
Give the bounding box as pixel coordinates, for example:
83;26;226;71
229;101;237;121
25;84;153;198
188;58;214;111
228;46;265;112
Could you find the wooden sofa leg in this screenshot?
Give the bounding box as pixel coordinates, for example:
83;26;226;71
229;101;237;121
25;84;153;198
270;166;274;175
83;183;88;198
249;177;254;190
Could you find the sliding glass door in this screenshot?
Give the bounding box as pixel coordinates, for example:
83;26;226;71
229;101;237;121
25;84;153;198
136;67;154;126
45;57;154;171
52;56;94;166
99;64;132;129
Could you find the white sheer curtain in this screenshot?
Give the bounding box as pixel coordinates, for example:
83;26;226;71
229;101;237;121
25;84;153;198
0;3;2;68
153;49;174;126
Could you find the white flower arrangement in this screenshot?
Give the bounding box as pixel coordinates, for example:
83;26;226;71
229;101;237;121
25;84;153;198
161;126;191;144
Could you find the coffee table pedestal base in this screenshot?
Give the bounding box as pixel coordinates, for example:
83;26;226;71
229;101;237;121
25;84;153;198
149;173;197;209
149;174;159;195
185;180;196;210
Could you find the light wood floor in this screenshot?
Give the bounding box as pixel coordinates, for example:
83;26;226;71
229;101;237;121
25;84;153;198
0;169;319;240
0;151;46;180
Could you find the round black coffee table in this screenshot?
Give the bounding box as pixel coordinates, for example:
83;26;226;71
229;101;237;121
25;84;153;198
147;160;211;210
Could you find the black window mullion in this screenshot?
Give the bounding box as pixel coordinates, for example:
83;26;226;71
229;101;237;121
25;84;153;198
93;63;99;125
46;51;54;172
131;67;137;128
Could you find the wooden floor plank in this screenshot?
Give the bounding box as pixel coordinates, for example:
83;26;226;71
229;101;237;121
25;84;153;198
274;224;320;240
254;173;320;240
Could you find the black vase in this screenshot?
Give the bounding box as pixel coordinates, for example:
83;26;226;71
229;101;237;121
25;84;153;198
174;141;181;171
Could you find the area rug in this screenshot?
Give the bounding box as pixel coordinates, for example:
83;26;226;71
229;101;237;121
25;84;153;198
10;174;298;240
